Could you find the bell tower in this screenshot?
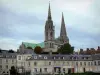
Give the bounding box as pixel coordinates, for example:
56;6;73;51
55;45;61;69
44;2;55;52
60;12;69;44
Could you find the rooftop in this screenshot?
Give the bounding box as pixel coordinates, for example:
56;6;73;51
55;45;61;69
22;42;44;49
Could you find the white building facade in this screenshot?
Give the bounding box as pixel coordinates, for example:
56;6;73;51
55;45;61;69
16;54;100;75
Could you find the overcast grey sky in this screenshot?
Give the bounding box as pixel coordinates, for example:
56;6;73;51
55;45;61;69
0;0;100;51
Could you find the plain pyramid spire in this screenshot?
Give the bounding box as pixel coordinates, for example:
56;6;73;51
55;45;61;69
48;2;52;20
60;12;69;43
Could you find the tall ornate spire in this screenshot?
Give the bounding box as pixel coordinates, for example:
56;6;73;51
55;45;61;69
60;12;69;43
48;2;52;20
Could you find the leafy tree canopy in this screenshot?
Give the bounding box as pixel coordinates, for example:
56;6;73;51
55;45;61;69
0;49;1;53
34;46;43;54
10;66;17;75
58;43;74;54
27;46;33;49
8;49;15;53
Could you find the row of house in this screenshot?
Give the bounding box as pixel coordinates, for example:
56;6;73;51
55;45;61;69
0;52;100;75
79;46;100;55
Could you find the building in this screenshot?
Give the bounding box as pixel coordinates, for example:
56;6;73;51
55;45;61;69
16;54;100;75
79;46;100;55
0;53;17;75
18;3;70;53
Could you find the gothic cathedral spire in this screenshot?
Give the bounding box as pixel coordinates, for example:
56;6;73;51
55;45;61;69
48;2;52;20
44;2;55;51
60;12;69;44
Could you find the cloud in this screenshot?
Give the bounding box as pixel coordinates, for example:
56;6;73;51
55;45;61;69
0;0;100;51
0;37;41;50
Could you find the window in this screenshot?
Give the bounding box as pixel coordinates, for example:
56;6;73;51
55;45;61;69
84;62;86;66
0;65;2;69
34;56;37;59
18;56;21;60
94;61;96;66
98;61;100;65
76;62;78;66
67;62;69;65
52;43;53;48
28;62;30;67
6;65;8;69
88;62;90;66
44;56;47;59
40;68;42;72
0;59;2;64
34;62;37;66
82;57;84;59
44;68;47;72
49;62;51;65
63;57;64;59
6;59;8;64
53;57;55;59
34;68;37;72
86;57;88;59
63;61;65;65
63;68;65;71
91;62;93;66
80;62;82;66
12;60;14;64
3;71;5;73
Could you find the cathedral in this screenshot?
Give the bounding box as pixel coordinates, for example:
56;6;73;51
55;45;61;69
18;3;69;53
44;3;69;52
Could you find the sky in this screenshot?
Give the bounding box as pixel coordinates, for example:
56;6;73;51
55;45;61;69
0;0;100;51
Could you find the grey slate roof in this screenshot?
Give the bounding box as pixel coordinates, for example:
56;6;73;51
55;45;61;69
26;54;94;61
0;53;17;59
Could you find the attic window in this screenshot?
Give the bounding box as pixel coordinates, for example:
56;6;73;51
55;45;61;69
53;57;55;59
44;56;47;59
39;55;42;57
34;56;37;59
63;57;64;59
27;56;31;59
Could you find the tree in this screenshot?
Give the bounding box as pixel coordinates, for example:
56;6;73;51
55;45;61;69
10;66;18;75
27;46;33;49
58;43;74;54
34;46;43;54
0;49;1;53
8;49;15;53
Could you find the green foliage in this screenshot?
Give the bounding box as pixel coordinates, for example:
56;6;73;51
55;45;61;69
34;46;43;54
27;46;33;49
10;66;18;75
0;49;1;53
58;43;74;54
8;50;15;53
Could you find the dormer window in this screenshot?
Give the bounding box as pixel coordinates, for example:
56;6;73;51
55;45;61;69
44;56;47;59
59;57;60;59
82;57;84;59
34;56;37;59
52;57;55;59
86;57;88;59
39;55;42;57
27;56;31;59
